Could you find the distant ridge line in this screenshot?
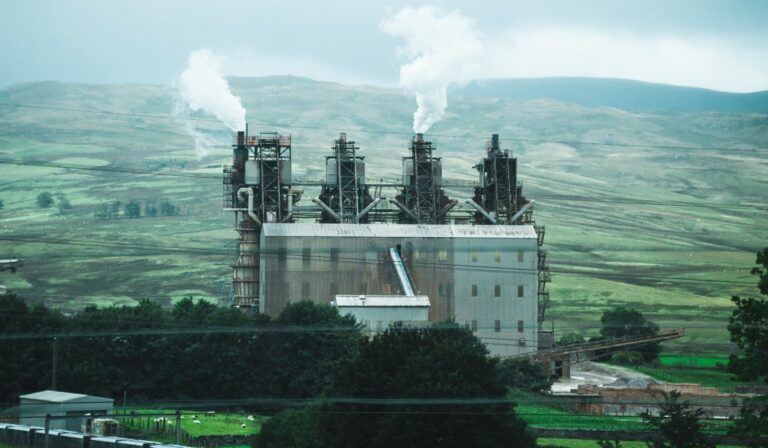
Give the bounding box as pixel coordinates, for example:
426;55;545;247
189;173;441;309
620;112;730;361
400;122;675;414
452;77;768;113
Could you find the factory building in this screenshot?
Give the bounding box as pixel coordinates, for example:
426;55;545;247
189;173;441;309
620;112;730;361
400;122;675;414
259;223;539;356
224;129;551;357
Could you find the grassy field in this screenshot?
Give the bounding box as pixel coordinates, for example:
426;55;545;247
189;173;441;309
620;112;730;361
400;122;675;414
0;76;766;357
122;409;267;438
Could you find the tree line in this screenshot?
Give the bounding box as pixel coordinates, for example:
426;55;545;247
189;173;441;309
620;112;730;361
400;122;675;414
94;199;179;219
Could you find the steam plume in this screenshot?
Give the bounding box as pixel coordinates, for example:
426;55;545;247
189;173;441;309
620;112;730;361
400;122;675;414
381;7;484;133
177;49;246;157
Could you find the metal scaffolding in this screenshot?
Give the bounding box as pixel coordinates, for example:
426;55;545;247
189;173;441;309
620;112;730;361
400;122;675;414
224;130;298;311
315;133;377;223
392;133;457;224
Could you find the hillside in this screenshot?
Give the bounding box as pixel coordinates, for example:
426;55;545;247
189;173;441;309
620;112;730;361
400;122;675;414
0;76;766;353
453;77;768;113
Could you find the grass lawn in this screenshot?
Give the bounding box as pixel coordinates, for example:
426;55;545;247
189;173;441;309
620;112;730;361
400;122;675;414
658;354;730;369
122;409;267;437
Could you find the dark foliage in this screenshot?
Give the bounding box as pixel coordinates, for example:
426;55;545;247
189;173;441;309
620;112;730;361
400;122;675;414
641;391;714;448
600;307;660;362
260;324;536;448
0;296;358;406
497;357;553;392
36;192;54;208
727;247;768;445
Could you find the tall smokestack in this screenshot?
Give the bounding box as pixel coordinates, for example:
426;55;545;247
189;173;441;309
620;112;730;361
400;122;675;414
416;133;424;143
491;134;499;151
237;131;245;146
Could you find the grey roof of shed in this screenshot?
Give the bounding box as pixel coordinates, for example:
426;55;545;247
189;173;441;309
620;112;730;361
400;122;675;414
334;295;430;308
20;390;114;403
263;223;537;239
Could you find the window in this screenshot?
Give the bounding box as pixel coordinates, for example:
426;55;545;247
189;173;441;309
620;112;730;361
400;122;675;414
438;250;448;262
494;320;501;333
494;284;501;297
517;285;524;298
517;250;524;263
471;320;478;332
470;252;478;262
302;247;311;267
518;338;526;347
376;320;383;331
517;320;524;333
330;247;340;265
494;251;501;263
471;284;478;297
301;282;310;298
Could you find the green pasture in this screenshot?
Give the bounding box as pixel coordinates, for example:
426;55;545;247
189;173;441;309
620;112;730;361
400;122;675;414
122;409;267;437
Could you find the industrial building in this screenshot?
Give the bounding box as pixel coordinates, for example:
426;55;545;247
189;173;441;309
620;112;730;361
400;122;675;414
223;130;550;356
19;390;113;432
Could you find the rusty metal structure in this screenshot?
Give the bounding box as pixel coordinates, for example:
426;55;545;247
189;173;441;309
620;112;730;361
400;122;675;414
390;133;457;224
314;133;381;223
224;130;300;310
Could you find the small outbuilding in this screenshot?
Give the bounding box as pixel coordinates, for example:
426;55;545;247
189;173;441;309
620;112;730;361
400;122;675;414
19;390;114;431
334;295;430;337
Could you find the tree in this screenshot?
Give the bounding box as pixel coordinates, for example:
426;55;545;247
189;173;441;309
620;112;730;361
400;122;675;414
124;200;141;218
159;199;177;216
641;390;714;448
36;192;54;208
261;301;360;398
498;357;553;392
727;247;768;446
56;193;72;213
558;331;585;346
600;307;660;362
273;323;536;448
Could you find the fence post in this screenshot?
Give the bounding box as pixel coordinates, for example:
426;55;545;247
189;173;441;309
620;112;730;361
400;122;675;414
44;414;51;448
175;410;181;445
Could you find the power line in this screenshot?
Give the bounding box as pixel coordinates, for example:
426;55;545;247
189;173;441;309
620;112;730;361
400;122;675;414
0;101;764;154
0;234;756;286
2;157;765;213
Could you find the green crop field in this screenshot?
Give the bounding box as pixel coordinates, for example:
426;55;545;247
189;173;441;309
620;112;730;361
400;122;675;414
1;76;766;357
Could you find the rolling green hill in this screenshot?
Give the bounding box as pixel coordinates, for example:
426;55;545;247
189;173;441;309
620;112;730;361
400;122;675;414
0;76;766;353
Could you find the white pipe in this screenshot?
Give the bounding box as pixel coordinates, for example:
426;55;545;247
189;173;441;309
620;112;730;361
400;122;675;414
312;197;341;222
356;197;384;221
281;187;303;223
237;187;261;225
465;199;497;224
509;200;535;224
387;199;419;222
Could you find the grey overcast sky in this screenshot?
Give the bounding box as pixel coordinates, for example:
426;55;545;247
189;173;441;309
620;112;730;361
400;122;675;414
1;0;767;92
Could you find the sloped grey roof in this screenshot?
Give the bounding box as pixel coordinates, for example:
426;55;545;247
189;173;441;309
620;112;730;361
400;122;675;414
20;390;113;403
263;223;537;239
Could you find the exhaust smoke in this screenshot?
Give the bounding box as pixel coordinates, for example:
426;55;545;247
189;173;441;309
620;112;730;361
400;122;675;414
176;49;246;158
381;6;484;134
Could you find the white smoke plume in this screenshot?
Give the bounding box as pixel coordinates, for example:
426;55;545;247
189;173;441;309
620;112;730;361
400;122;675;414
381;6;484;134
177;49;246;158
